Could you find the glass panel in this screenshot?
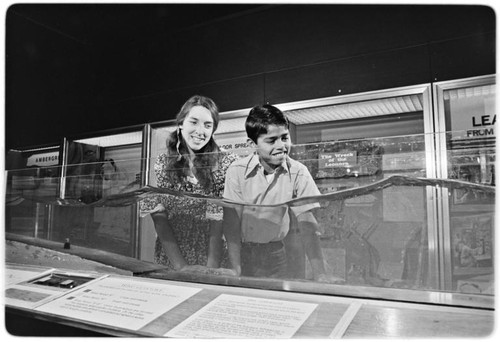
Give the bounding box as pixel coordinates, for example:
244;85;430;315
91;145;142;255
444;84;495;295
149;126;175;187
5;148;60;239
6;84;495;304
5;133;495;301
139;130;440;293
60;141;142;256
289;135;430;288
137;135;492;295
287;95;425;144
5;138;143;257
286;96;430;288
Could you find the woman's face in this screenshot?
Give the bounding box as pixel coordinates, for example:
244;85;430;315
180;105;215;152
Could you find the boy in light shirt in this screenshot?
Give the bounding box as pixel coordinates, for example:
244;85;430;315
223;104;330;281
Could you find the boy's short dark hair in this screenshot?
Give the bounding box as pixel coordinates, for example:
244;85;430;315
246;104;290;142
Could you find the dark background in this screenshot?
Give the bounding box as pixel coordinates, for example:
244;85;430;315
5;4;495;150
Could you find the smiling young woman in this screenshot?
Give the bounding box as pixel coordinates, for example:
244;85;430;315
140;95;239;273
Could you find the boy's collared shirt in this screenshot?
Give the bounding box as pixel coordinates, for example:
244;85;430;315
223;153;320;243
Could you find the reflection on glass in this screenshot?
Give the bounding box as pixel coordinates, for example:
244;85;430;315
444;84;495;295
4;134;495;296
5;141;143;257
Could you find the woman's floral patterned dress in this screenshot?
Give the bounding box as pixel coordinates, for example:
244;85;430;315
140;152;239;270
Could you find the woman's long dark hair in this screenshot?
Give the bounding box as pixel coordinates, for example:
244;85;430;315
165;95;220;192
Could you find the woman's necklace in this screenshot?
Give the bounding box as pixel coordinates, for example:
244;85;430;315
186;174;198;185
186;154;199;185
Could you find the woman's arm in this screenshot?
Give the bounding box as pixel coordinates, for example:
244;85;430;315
207;220;223;268
151;211;187;270
222;207;242;276
213;152;242;275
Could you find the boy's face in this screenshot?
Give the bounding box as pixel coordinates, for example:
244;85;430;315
249;124;291;171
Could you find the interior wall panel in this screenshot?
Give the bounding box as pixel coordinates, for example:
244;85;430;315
429;32;496;82
77;74;265;137
265;45;431;105
5;10;93;149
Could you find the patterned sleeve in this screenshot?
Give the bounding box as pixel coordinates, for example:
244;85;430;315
139;153;170;217
205;151;240;221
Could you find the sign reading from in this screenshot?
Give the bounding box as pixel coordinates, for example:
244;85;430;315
318;151;357;169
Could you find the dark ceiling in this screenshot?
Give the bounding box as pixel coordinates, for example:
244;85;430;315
5;3;496;150
5;3;273;149
7;4;268;49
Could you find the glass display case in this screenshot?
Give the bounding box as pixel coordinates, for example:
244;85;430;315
5;77;495;308
5;146;61;239
5;130;145;257
62;132;144;257
434;75;496;294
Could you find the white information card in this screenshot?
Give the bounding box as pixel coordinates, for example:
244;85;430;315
35;276;201;331
166;294;318;338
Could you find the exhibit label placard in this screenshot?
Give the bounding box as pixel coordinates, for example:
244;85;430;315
35;276;201;331
166;294;318;338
